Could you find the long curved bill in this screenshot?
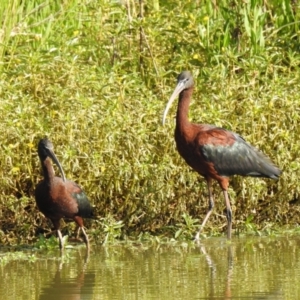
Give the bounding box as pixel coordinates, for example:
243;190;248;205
162;80;186;125
47;148;66;182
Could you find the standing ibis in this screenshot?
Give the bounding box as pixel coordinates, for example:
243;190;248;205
35;138;94;250
162;71;281;240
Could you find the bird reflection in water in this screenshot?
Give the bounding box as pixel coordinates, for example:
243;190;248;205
39;251;95;300
198;243;283;299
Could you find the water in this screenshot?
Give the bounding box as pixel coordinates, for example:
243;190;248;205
1;236;300;299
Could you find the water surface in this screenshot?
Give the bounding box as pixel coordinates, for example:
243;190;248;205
1;236;300;299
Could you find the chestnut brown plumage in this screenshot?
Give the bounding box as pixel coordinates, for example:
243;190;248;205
163;71;281;240
35;138;93;250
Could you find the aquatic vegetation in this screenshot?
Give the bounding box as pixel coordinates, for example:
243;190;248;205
34;234;67;251
0;251;37;266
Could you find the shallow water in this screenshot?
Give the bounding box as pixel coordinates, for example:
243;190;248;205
1;236;300;299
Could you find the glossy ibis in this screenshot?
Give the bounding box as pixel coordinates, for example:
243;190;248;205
163;71;281;240
35;138;93;250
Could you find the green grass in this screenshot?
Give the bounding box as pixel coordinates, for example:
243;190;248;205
0;0;300;245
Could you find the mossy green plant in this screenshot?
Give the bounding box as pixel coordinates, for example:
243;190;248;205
0;0;299;245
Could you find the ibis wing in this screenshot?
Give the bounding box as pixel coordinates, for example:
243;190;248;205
67;181;94;218
199;129;281;179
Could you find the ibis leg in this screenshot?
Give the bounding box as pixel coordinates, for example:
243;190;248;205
57;229;64;250
80;227;90;251
74;216;90;250
223;190;232;239
194;179;214;241
52;219;64;250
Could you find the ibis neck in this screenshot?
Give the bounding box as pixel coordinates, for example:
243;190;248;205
41;157;56;182
176;87;193;132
